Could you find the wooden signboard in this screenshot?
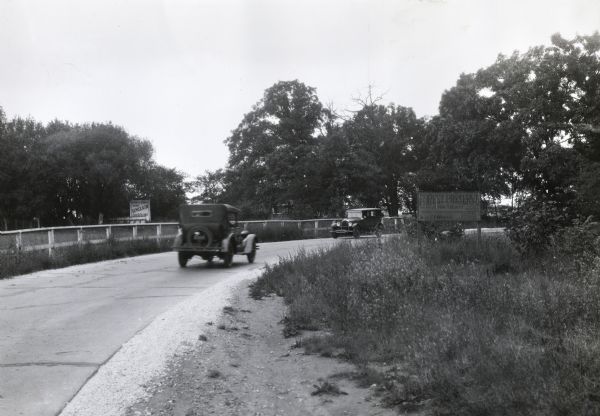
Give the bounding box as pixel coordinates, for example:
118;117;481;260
417;192;481;222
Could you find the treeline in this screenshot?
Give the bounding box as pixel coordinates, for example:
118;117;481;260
195;33;600;244
2;32;599;247
0;115;186;230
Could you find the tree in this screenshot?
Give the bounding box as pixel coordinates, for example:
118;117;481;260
0;112;48;229
190;169;227;204
342;104;423;216
35;123;154;224
130;164;187;221
224;80;327;218
420;33;600;219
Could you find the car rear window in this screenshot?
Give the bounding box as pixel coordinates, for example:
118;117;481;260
191;210;212;218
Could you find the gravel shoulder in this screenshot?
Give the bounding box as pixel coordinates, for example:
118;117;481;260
125;281;398;416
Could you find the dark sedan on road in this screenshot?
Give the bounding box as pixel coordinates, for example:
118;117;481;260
330;208;384;238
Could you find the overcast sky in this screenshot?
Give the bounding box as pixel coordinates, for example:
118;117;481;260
1;0;599;178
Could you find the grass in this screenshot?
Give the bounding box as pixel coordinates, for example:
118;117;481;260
250;235;600;415
0;238;173;279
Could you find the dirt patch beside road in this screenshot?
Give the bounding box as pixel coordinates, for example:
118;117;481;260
126;281;397;416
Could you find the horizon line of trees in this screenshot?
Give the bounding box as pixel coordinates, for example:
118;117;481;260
193;33;600;228
0;115;187;230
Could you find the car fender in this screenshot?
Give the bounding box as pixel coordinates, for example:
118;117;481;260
241;234;257;254
221;234;235;253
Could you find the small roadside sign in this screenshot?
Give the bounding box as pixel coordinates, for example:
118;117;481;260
130;200;151;222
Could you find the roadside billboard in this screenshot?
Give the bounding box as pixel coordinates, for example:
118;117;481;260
417;192;480;222
129;200;151;222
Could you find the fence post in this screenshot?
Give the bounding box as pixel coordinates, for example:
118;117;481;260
77;228;83;244
394;218;398;233
48;229;55;257
314;220;318;238
132;225;138;240
417;221;421;254
106;226;112;241
156;224;162;246
16;231;23;250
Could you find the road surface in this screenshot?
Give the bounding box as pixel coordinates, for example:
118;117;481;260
0;238;343;416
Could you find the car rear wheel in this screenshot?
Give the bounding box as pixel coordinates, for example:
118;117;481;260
247;241;257;263
331;233;338;239
223;244;234;267
178;252;189;268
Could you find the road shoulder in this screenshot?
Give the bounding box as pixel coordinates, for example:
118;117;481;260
126;281;396;416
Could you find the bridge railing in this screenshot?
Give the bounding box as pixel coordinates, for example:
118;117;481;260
0;217;412;256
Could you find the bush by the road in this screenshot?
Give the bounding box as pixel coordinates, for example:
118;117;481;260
250;235;600;415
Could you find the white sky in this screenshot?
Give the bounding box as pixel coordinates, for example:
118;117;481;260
1;0;599;178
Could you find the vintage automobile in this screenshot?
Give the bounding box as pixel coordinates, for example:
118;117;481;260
331;208;384;238
173;204;258;267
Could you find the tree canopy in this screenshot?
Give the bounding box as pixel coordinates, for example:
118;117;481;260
0;113;186;229
192;32;600;224
4;32;599;229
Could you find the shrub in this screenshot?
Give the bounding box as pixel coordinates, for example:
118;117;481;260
507;198;573;255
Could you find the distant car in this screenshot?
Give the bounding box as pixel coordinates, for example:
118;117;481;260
330;208;384;238
173;204;258;267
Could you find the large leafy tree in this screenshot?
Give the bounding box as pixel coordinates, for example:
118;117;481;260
37;123;155;224
224;80;327;218
0;111;50;229
421;32;600;220
418;73;525;199
341;104;423;216
1;114;186;228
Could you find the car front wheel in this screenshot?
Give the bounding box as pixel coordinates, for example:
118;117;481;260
247;241;257;263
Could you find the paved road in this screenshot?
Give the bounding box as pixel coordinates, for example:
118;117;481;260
0;238;343;416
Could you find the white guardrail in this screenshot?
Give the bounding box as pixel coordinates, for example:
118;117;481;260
0;217;412;256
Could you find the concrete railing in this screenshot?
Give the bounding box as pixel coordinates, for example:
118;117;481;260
0;217;412;255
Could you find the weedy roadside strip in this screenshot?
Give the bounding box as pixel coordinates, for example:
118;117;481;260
0;238;173;279
250;235;600;415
